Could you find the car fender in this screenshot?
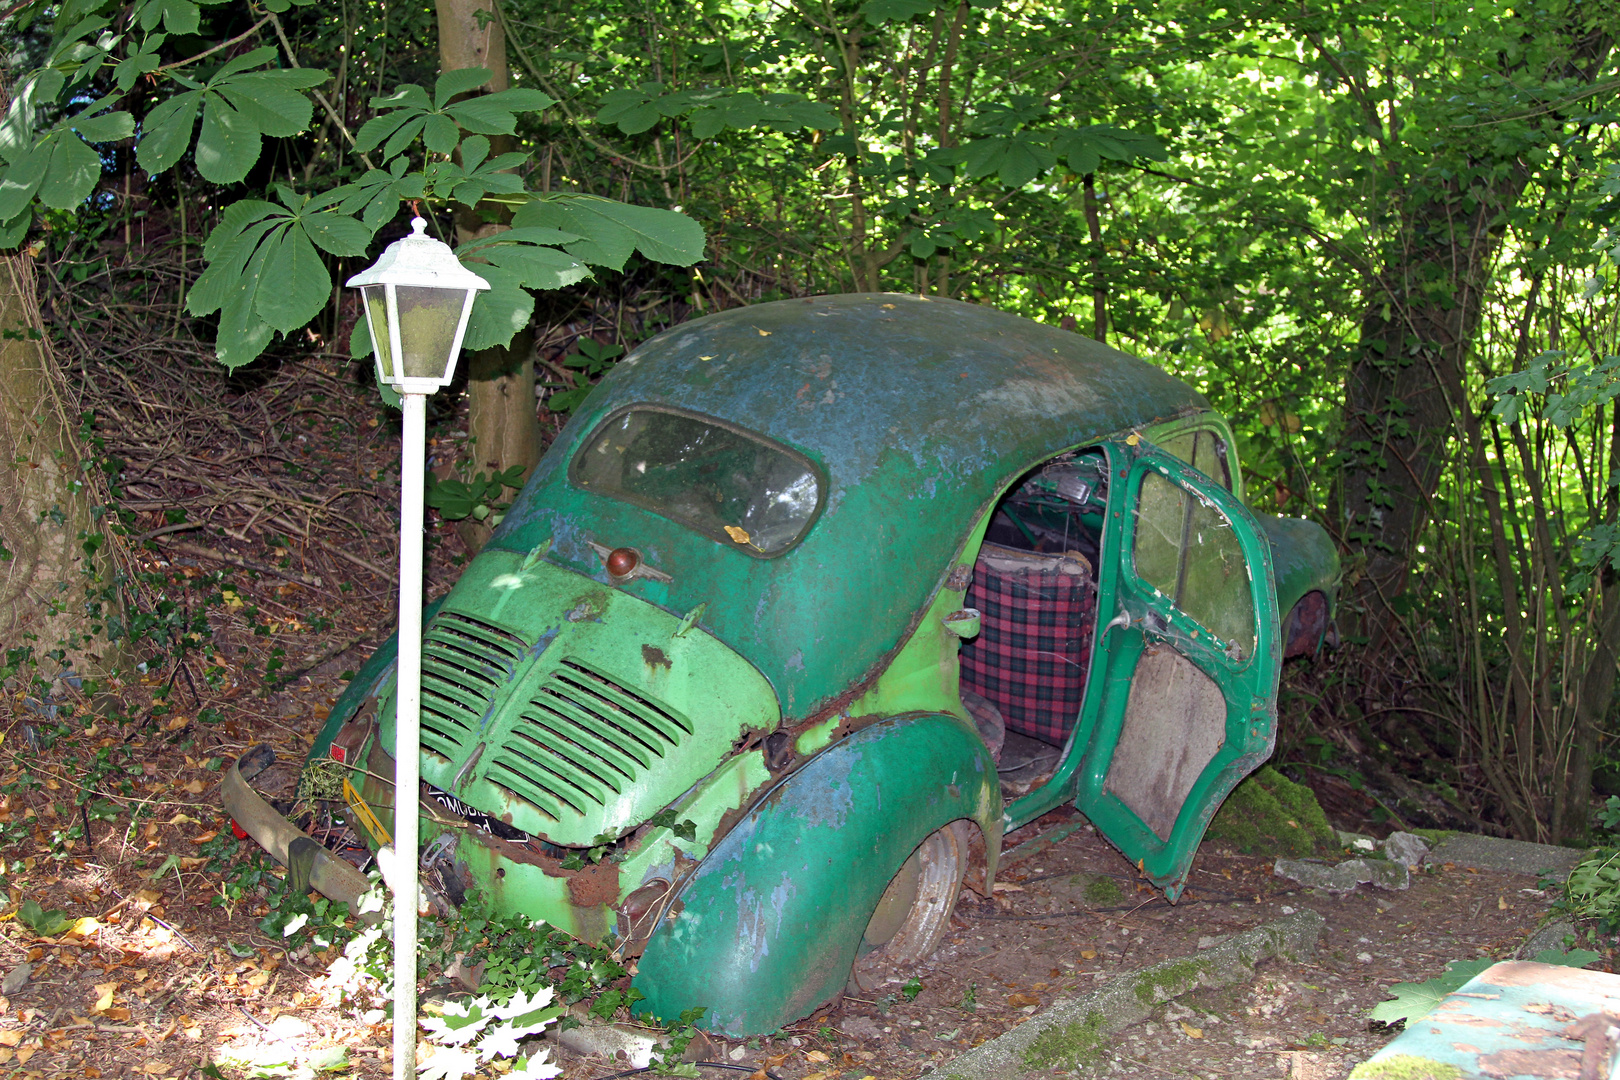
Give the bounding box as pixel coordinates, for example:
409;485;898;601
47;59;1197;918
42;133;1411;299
632;712;1001;1037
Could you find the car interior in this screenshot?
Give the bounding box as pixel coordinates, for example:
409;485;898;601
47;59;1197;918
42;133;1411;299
958;447;1110;797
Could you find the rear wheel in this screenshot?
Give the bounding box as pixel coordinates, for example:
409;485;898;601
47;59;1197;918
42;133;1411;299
850;821;970;990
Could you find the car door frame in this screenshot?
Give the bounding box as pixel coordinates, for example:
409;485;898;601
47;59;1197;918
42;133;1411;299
1069;439;1282;899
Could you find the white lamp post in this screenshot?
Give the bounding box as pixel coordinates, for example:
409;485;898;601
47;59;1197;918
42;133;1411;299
346;215;489;1080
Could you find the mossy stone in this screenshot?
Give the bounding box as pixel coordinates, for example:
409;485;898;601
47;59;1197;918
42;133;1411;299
1023;1011;1108;1069
1206;766;1337;857
1347;1054;1465;1079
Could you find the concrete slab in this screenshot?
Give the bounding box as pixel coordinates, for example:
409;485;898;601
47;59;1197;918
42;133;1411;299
936;910;1325;1079
1428;833;1585;879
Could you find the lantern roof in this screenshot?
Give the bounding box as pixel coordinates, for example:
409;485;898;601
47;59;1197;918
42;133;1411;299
345;217;491;293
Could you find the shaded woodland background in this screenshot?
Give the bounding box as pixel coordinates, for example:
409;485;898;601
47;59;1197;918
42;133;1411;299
3;0;1620;847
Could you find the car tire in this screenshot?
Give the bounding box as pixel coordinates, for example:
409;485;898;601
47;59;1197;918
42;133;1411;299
849;820;970;991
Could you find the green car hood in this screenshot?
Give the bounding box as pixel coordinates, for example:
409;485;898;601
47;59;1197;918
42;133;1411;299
376;550;780;846
488;293;1206;723
1259;514;1339;615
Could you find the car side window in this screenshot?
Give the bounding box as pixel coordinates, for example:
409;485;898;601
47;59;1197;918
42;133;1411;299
1156;429;1232;491
1132;472;1255;657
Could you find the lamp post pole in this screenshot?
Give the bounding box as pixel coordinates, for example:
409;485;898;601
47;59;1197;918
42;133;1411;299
393;391;427;1080
345;214;489;1080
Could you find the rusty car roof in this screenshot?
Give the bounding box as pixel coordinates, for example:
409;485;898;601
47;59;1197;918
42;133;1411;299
491;293;1207;720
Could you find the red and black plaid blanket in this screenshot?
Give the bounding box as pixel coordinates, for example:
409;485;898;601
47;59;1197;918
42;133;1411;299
959;554;1096;746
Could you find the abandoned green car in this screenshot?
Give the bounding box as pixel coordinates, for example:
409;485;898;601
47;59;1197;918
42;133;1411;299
224;293;1337;1037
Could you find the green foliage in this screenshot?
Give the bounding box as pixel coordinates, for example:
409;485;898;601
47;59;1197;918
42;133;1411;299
417;988;564;1080
1369;950;1597;1024
596;82;837;137
1367;959;1494;1024
353;68;555;158
135;47;330;183
1561;849;1620;926
547;338;625;415
425;464;526;523
16;897;73;936
185;186;372;367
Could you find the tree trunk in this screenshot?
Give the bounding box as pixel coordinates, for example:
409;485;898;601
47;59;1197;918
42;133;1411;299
1337;188;1512;654
1336;21;1612;655
437;0;539;551
0;253;122;684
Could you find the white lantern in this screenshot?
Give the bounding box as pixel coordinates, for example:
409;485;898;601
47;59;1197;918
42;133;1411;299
345;213;489;1080
346;216;490;392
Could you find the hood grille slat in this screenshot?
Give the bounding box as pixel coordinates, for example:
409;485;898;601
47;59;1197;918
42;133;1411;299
488;658;689;830
419;612;526;752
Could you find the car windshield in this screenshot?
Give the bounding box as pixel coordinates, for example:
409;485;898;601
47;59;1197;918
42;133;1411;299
571;407;821;556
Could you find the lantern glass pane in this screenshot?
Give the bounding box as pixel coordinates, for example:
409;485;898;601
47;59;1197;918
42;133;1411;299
361;286;394;379
395;286;467;381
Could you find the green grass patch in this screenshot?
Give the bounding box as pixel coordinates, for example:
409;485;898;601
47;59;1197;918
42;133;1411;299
1083;875;1125;905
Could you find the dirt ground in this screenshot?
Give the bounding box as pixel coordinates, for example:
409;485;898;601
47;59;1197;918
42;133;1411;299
0;776;1571;1080
0;353;1599;1080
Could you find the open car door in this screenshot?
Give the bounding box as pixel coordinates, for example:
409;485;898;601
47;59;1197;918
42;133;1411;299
1075;441;1282;900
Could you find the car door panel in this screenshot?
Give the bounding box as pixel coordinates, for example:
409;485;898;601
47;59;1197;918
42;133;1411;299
1075;444;1281;899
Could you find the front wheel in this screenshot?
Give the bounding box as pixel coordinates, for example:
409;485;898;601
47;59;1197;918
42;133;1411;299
850;821;970;990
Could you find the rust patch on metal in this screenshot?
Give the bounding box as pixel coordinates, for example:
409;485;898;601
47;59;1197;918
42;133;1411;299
1478;1047;1581;1078
641;644;673;671
568;860;622;907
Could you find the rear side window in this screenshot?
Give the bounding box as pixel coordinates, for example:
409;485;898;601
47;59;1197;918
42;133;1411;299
571;406;822;556
1156;429;1232;490
1132;471;1255;656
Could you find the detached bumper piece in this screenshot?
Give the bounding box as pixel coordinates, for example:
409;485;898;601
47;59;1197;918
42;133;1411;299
220;747;374;914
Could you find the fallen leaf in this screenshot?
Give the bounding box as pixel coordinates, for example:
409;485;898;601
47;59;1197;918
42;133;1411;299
246;969;271;988
755;327;771;336
103;1007;131;1021
190;831;218;845
179;857;208;871
1180;1021;1203;1039
800;1073;831;1080
1498;896;1508;910
1080;949;1097;960
0;1048;11;1065
1008;992;1041;1007
68;917;102;937
85;1068;101;1078
141;1061;168;1074
92;982;117;1013
724;526;751;544
0;1031;19;1046
16;1046;34;1064
991;883;1024;893
180;779;207;795
805;1050;829;1063
166;717;188;731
